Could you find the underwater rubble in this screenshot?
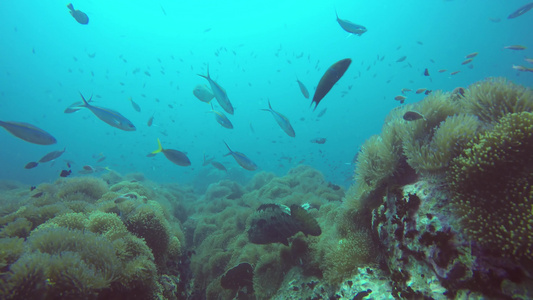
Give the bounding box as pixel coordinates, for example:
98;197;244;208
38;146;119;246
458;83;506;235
0;77;532;299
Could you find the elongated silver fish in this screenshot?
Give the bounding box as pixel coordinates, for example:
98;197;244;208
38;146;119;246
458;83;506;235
151;138;191;166
198;66;234;115
0;120;57;145
296;78;310;99
261;100;295;137
39;147;66;163
311;58;352;110
223;141;257;171
508;2;533;19
78;93;136;131
210;104;233;129
335;10;367;36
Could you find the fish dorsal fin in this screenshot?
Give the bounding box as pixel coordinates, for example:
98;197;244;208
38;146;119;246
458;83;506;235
290;205;321;236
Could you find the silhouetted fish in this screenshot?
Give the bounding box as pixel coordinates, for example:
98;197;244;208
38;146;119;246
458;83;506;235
25;162;39;169
335;10;367;36
311;58;351;111
151;138;191;166
296;78;310;99
77;93;136;131
38;147;66;163
67;3;89;24
508;2;533;19
223;141;257;171
261;100;295;137
0;120;57;145
198;66;234;114
210;104;233;129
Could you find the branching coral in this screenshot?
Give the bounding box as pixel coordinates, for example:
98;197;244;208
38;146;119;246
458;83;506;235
448;112;533;261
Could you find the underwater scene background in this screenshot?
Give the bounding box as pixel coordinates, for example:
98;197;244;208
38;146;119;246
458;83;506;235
0;0;532;299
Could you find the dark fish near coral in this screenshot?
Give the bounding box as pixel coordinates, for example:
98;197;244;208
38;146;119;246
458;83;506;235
296;78;310;99
394;95;407;102
210;161;227;172
151;138;191;166
424;68;430;76
39;147;66;163
0;120;57;145
311;58;351;111
31;191;44;198
335;10;367;36
261;100;295;137
60;169;72;177
147;114;154;127
77;93;136;131
224;141;257;171
67;3;89;24
508;2;533;19
248;204;321;246
25;162;39;169
403;111;426;121
311;138;326;144
198;66;234;114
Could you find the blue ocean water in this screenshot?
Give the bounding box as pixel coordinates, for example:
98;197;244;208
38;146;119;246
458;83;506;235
0;0;531;188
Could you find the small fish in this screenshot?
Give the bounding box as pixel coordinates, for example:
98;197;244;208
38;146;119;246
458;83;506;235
525;58;533;64
77;93;136;131
424;90;432;95
450;71;461;75
310;138;326;144
512;65;533;72
210;103;233;129
147;114;154;127
30;186;36;191
508;2;533;19
129;97;141;112
67;3;89;25
25;162;39;169
489;17;501;23
261;100;295;137
39;147;66;163
311;58;352;110
423;68;430;76
198;66;234;114
193;84;215;103
210;161;227;172
461;58;473;65
144;71;151;77
504;45;527;50
335;10;367;36
223;141;257;171
0;120;57;145
394;95;407;101
296;78;310;99
415;88;427;94
317;108;328;118
60;169;72;177
249;122;255;134
465;52;478;58
396;56;407;62
403;111;426;121
31;191;44;198
96;156;106;163
401;88;412;95
438;69;447;73
151;138;191;166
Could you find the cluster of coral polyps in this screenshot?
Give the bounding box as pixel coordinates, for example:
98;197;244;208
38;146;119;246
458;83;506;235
348;78;533;299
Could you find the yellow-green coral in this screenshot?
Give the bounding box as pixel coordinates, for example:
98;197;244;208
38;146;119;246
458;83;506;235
464;77;533;123
448;112;533;260
56;177;108;202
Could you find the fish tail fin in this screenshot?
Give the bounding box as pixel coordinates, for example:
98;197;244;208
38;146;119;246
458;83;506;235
267;99;272;110
79;92;89;106
290;205;321;236
67;3;74;10
334;8;339;19
223;141;232;155
151;138;163;154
